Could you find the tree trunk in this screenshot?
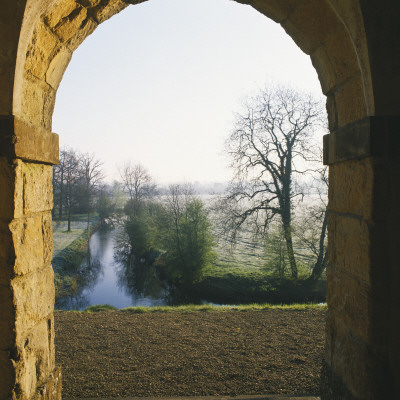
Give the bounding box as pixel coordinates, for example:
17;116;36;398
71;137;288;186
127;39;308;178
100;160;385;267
281;172;297;280
282;220;297;279
67;202;71;232
58;168;64;218
308;209;328;282
66;171;71;232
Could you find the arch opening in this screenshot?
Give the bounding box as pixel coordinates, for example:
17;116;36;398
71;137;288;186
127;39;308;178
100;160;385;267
3;1;400;400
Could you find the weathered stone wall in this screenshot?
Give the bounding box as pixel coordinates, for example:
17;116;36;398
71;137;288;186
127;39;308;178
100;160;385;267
323;116;400;399
0;117;60;400
14;0;369;132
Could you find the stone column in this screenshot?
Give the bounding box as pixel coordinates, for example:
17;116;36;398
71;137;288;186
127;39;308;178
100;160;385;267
0;116;61;400
321;116;400;399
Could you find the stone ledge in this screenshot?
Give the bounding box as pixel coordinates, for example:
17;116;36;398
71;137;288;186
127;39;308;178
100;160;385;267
0;116;59;165
323;116;400;165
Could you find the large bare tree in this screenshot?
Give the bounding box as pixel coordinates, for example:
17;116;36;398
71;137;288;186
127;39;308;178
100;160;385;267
222;86;326;279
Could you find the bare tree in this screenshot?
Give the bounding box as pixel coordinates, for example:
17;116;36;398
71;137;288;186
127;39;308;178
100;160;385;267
119;163;157;217
221;85;326;279
79;153;104;233
53;148;80;231
64;150;80;231
119;163;156;202
294;166;328;282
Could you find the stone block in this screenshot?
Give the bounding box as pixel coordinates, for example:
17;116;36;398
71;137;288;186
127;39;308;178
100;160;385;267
15;319;55;399
42;214;53;267
327;267;372;343
0;119;59;165
325;93;338;131
53;7;88;44
24;22;59;80
20;77;56;130
46;47;72;90
282;0;341;54
0;157;14;219
0;350;14;400
43;0;99;51
334;75;367;127
44;0;82;29
322;26;359;87
311;45;336;95
9;215;44;276
13;160;24;218
328;214;371;283
22;163;53;214
33;366;62;400
93;0;129;23
325;314;377;399
12;265;55;337
0;285;14;351
242;0;298;23
66;17;97;51
77;0;101;7
0;221;13;286
329;159;374;218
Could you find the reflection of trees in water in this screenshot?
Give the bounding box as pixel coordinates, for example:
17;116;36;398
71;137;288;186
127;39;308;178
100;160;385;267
114;232;167;301
113;230;202;305
55;243;103;310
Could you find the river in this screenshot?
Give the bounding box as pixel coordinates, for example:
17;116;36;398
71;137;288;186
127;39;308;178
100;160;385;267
55;228;169;310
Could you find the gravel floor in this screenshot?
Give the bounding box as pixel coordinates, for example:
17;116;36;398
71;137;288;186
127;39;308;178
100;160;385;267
55;309;326;398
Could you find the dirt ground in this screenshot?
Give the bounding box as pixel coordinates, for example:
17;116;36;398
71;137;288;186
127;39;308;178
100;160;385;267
55;309;326;398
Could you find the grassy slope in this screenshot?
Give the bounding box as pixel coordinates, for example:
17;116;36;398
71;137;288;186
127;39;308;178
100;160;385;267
82;303;327;313
52;220;88;256
52;215;99;298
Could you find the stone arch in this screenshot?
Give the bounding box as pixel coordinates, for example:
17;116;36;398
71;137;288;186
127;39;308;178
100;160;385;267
2;1;400;400
13;0;372;132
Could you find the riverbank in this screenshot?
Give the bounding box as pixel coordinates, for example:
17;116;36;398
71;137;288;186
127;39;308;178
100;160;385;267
52;218;326;309
52;216;99;300
55;308;326;398
197;266;326;305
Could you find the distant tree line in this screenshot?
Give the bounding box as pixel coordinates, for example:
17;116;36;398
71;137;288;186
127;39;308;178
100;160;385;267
53;148;105;231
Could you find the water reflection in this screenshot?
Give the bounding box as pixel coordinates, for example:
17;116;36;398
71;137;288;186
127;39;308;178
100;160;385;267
115;254;168;304
55;227;170;310
55;245;103;310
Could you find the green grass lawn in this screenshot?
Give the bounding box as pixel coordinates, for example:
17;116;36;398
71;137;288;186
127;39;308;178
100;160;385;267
52;220;88;256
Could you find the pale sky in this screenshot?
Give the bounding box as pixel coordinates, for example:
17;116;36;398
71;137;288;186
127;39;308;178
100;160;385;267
52;0;324;184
